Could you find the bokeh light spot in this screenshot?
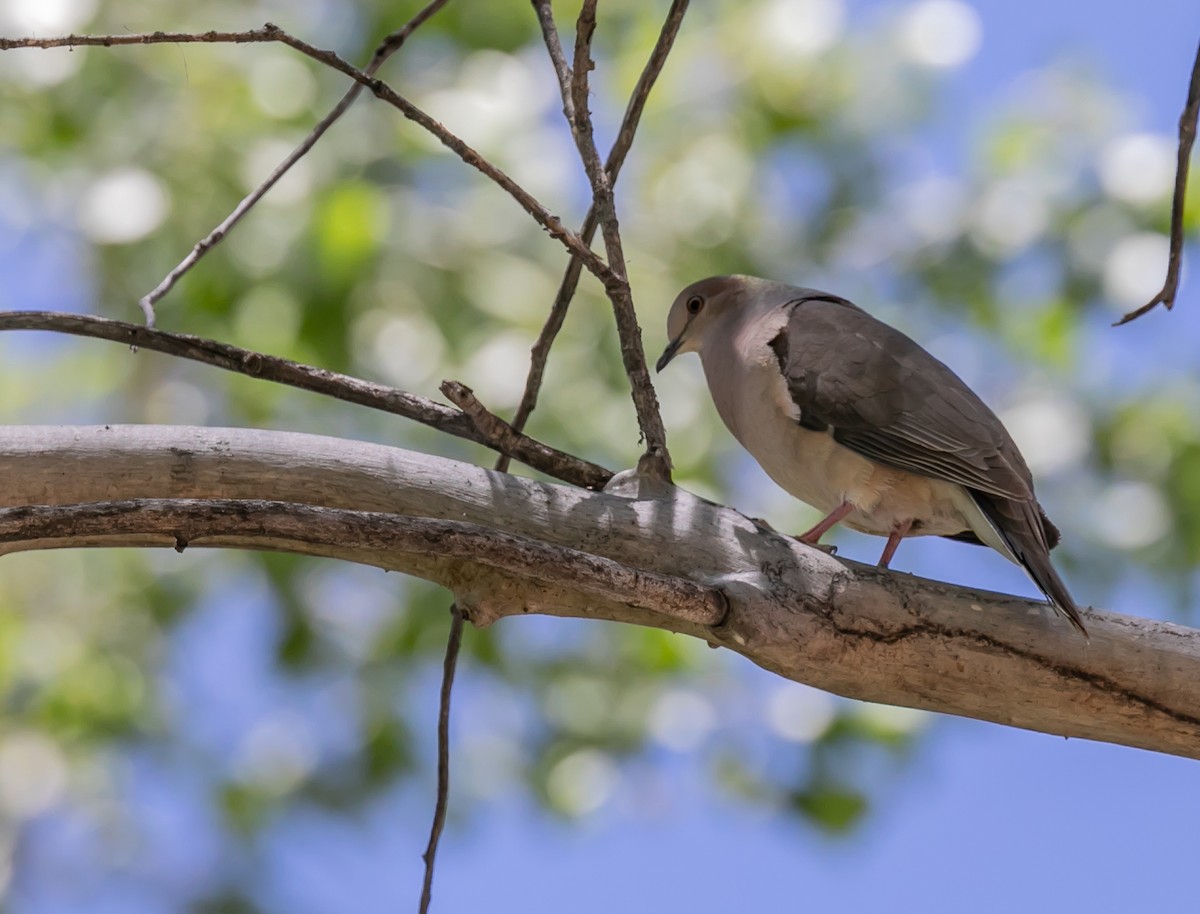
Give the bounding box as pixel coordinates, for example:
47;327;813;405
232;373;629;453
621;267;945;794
1103;232;1169;308
756;0;844;56
765;683;836;743
648;690;717;751
547;750;617;816
78;169;169;244
1090;481;1170;550
0;732;68;818
1098;133;1176;205
2;0;97;31
250;54;317;120
898;0;982;69
1001;396;1091;476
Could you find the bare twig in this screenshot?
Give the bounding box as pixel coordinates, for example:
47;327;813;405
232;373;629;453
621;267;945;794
570;1;601;143
531;1;672;482
1;25;614;288
531;0;576;119
419;603;464;914
371;3;451;62
138;1;452;324
496;0;690;474
0;30;280;50
237;26;617;286
440;380;564;471
1115;36;1200;327
606;0;691;191
0;499;730;625
0;310;613;489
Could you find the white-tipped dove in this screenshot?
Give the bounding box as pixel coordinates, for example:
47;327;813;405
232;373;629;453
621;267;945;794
656;274;1087;637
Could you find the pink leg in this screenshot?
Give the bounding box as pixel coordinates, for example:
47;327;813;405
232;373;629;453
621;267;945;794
798;501;854;545
877;519;913;568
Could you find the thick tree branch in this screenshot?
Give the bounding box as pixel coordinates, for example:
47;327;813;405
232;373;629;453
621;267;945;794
0;311;612;489
0;25;614;287
1115;36;1199;326
0;499;725;627
139;0;452;324
532;1;673;481
2;425;1198;760
498;0;690;476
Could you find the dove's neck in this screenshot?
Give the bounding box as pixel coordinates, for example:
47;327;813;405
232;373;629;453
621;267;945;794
697;304;794;441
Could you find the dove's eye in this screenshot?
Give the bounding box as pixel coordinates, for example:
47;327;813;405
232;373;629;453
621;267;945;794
686;295;704;315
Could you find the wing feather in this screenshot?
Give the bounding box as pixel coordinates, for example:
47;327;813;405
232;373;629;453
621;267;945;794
770;296;1033;501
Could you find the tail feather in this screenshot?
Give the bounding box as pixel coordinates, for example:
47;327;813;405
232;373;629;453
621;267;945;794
970;492;1088;638
945;506;1059;550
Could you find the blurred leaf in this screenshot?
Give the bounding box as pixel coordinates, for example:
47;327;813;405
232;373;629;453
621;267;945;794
314;182;387;281
194;893;265;914
790;783;869;834
220;782;274;837
364;714;414;787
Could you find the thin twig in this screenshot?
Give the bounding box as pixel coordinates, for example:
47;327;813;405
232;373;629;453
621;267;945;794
1115;36;1200;327
570;0;600;147
138;1;452;324
0;310;613;489
0;30;281;50
419;603;463;914
531;1;672;482
1;25;613;288
441;380;562;472
229;25;618;287
496;0;690;474
606;0;691;191
531;0;576;116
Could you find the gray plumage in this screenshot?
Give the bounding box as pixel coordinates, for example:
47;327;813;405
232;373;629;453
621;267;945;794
657;275;1087;637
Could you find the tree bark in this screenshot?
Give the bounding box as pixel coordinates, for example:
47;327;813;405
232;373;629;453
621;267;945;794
1;425;1197;759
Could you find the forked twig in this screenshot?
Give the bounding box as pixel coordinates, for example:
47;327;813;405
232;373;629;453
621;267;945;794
138;0;453;325
1115;37;1200;327
1;24;615;301
531;0;672;481
496;0;690;474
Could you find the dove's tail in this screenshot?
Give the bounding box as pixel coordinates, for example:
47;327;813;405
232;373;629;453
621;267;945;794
970;492;1089;639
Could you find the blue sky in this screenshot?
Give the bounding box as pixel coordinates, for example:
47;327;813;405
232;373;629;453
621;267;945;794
433;729;1197;912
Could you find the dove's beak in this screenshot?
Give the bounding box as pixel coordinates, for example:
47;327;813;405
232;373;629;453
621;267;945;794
656;336;683;373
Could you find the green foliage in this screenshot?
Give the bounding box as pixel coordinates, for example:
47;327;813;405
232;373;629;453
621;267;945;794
791;784;869;834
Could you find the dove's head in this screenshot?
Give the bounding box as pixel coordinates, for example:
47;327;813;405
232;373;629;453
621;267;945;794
656;275;785;371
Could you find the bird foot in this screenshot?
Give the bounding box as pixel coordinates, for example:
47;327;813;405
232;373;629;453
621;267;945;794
749;516;838;554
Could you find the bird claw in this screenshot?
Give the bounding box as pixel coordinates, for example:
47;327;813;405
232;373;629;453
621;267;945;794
800;540;838;556
748;515;778;534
